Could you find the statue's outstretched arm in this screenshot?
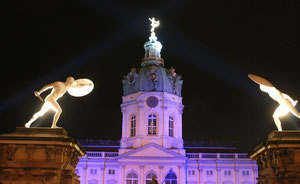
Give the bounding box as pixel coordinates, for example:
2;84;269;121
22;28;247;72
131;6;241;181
282;93;297;106
37;83;55;95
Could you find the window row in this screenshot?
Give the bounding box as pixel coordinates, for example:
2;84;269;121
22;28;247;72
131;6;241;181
130;115;175;137
126;171;177;184
88;169;115;175
205;170;251;176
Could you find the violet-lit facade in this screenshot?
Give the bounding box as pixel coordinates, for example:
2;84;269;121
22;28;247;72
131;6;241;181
76;22;258;184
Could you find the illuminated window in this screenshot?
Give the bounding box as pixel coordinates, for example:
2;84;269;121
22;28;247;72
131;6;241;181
242;170;250;176
90;169;97;175
188;170;195;176
169;116;174;137
131;115;136;137
148;114;157;135
206;170;213;176
165;172;177;184
109;169;115;175
127;172;138;184
224;170;231;176
146;172;157;184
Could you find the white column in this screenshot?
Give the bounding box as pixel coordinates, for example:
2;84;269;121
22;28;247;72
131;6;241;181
121;107;126;148
178;106;183;140
159;166;164;184
101;167;105;184
198;167;203;184
162;105;168;147
140;166;145;184
178;165;185;184
138;105;144;146
119;165;125;184
235;168;239;184
217;168;221;184
83;166;87;184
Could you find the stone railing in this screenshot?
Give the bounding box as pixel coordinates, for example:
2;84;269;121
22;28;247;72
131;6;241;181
186;153;249;160
84;151;119;158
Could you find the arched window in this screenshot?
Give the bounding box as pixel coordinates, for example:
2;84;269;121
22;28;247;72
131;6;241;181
169;116;174;137
146;172;157;184
165;172;177;184
126;172;138;184
148;114;157;135
130;115;136;137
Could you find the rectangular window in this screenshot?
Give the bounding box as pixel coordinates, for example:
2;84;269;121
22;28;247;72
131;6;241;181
109;169;115;175
243;170;250;176
148;114;157;135
90;169;97;175
169;116;174;137
188;170;195;176
224;170;231;176
206;170;213;176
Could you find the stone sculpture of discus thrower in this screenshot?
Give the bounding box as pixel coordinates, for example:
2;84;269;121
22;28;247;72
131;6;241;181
249;74;300;131
25;77;94;128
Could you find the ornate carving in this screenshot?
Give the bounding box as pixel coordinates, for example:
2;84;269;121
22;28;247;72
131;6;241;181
6;144;17;161
46;146;56;162
26;145;35;161
41;171;58;184
168;67;183;96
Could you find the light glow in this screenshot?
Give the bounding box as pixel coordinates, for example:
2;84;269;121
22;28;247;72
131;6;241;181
249;74;300;131
68;79;94;97
25;77;94;128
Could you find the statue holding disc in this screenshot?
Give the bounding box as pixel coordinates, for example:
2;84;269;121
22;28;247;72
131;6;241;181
25;77;94;128
249;74;300;131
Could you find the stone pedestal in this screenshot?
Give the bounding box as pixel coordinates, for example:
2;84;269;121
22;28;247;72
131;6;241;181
0;127;85;184
250;130;300;184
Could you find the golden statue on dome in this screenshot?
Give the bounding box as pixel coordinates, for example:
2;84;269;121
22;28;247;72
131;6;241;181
149;17;160;34
249;74;300;131
25;77;94;128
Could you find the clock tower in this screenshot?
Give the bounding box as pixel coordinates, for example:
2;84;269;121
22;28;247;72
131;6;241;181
120;18;185;155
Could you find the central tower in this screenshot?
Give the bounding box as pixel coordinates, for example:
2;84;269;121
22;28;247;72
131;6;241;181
120;18;184;155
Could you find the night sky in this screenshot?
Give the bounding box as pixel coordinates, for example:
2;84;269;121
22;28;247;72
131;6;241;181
1;0;299;153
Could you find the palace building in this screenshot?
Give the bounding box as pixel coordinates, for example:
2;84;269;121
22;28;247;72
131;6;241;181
75;19;258;184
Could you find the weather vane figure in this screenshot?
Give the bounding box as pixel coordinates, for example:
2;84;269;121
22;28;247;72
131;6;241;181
25;77;94;128
149;17;160;40
249;74;300;131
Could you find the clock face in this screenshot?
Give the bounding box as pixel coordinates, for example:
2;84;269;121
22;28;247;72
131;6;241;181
146;96;159;108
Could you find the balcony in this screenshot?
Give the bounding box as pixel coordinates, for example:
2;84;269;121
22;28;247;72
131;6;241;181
84;151;119;158
186;153;249;160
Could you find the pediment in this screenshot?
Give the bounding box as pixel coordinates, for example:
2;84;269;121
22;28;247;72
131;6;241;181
118;143;186;159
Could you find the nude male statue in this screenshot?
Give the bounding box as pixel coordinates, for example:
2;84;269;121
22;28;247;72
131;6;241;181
25;77;82;128
249;74;300;131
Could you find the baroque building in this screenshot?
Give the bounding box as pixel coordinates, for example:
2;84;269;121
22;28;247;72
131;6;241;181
76;19;258;184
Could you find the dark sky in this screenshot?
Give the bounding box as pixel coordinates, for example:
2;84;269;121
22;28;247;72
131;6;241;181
1;0;299;152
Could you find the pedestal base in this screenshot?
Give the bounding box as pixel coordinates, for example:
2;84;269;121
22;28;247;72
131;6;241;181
0;127;85;184
250;130;300;184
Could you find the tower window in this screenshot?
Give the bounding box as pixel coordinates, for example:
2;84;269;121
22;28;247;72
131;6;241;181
131;115;136;137
148;114;157;135
169;116;174;137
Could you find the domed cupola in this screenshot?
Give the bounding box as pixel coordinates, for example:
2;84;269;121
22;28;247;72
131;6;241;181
122;18;183;97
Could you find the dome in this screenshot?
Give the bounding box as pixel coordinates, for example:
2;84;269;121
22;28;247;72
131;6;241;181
122;18;183;97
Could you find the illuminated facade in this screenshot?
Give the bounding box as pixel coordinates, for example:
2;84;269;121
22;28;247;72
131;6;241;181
76;20;258;184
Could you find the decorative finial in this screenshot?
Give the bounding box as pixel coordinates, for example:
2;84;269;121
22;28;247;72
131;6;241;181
149;17;160;41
